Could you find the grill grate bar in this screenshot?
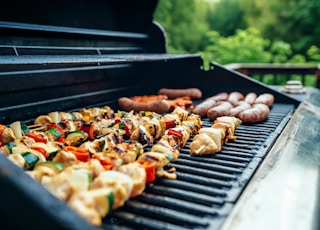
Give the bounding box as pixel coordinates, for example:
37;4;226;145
136;193;219;216
178;153;247;168
211;154;252;163
156;179;228;197
113;202;211;228
146;185;226;206
106;211;199;230
175;172;233;189
170;159;243;174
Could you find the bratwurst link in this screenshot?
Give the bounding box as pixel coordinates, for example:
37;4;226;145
229;101;251;117
192;98;217;117
118;97;170;113
238;103;270;123
207;101;233;120
192;91;275;123
228;91;245;106
244;92;257;105
255;93;275;107
157;88;202;99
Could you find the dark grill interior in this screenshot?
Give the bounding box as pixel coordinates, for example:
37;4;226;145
102;103;295;230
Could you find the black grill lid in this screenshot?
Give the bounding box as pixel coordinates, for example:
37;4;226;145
0;0;166;54
0;0;158;33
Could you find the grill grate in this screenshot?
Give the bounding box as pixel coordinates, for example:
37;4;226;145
103;103;294;230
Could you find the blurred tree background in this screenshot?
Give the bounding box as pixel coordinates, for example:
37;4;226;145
153;0;320;67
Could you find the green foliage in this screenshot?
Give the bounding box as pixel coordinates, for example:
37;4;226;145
241;0;320;55
153;0;320;87
207;0;247;37
200;28;272;65
154;0;209;54
306;46;320;63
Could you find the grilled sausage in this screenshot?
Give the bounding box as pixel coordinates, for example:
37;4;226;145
238;103;270;123
255;93;275;107
118;97;170;113
207;101;233;120
244;92;257;105
192;98;217;117
211;92;229;101
228;91;244;106
157;88;202;99
229;101;251;117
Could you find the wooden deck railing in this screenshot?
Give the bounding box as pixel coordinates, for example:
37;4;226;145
224;63;320;88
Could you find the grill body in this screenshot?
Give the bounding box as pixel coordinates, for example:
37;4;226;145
1;1;320;229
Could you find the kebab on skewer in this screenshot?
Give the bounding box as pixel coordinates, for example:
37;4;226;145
190;116;241;155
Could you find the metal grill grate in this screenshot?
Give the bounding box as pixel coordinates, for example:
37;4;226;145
103;103;294;230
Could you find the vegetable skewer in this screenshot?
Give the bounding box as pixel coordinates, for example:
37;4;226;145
0;105;204;226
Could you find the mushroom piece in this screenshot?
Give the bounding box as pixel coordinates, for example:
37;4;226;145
34;115;52;128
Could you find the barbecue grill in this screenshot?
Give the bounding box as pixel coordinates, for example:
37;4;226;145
1;1;320;230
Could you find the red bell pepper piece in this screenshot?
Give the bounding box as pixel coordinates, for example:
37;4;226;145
138;161;156;183
98;158;114;170
80;123;95;140
165;119;176;129
113;118;121;125
31;147;49;159
124;125;131;138
25;133;48;144
166;129;183;143
64;146;90;162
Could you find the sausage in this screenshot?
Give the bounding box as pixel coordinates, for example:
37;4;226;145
238;103;270;123
228;91;244;106
157;88;202;99
244;92;257;105
255;93;275;107
207;101;233;120
192;98;217;117
229;101;251;117
210;92;229;101
118;97;170;113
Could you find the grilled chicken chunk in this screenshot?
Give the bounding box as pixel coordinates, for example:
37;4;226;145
118;161;146;198
89;171;133;209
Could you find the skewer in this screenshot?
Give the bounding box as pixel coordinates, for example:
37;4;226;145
27;124;42;128
27;124;46;131
4;105;202;227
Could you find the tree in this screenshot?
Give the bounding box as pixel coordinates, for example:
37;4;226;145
207;0;247;37
154;0;210;53
241;0;320;56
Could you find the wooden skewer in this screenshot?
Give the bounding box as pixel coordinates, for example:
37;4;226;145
29;126;46;131
27;124;42;128
27;124;46;131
